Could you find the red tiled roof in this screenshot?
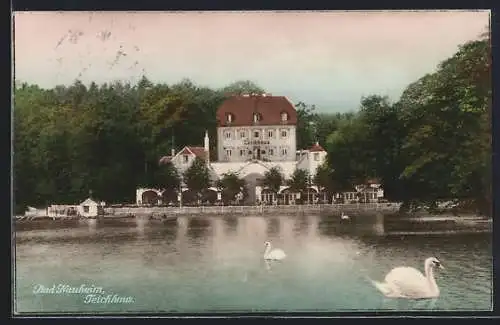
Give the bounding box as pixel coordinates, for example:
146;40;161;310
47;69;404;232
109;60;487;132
309;142;325;152
180;146;207;160
216;95;297;127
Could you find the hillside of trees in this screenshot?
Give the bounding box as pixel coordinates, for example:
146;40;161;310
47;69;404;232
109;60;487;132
13;35;491;215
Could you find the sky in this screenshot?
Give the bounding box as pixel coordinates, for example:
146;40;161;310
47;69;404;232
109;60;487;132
13;11;490;112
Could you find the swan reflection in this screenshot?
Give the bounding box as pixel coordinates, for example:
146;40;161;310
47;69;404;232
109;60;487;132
265;259;271;271
380;297;438;310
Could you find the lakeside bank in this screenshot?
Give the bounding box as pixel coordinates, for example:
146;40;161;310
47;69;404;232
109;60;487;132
14;203;401;220
103;202;402;217
13;202;491;235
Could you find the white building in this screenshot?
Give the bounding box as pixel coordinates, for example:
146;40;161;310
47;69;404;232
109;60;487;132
25;206;49;218
140;94;328;205
336;179;385;203
47;204;78;218
216;94;297;162
77;198;105;218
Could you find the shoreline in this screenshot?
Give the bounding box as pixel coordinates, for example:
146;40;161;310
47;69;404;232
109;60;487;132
13;202;492;221
15;203;402;220
13;203;492;235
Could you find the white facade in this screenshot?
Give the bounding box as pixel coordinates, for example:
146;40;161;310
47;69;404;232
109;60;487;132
151;143;327;206
77;198;104;218
169;146;208;176
217;125;296;162
340;186;384;203
47;204;78;218
136;188;163;205
209;160;299;180
295;144;328;179
150;94;329;205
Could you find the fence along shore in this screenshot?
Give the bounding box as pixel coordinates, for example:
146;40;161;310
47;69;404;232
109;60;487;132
105;202;402;217
15;202;402;220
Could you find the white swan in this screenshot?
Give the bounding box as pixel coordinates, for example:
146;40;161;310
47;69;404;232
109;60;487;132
341;212;350;220
263;241;286;260
369;257;444;299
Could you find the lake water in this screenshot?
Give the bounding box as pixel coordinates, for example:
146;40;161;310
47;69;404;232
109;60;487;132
14;215;492;314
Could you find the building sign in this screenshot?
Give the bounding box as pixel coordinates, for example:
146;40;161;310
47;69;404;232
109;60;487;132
243;140;270;145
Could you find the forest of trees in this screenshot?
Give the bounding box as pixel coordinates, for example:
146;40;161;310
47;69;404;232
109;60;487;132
13;35;491;215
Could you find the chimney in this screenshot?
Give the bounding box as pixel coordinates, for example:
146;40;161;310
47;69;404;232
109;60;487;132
171;148;175;157
204;130;210;164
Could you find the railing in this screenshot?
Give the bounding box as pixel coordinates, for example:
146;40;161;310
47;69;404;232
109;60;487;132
104;202;402;216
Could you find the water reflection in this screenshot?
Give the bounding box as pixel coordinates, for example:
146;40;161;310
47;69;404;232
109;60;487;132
15;219;80;231
14;215;492;312
266;217;280;236
135;217;147;239
176;217;189;238
317;217;350;237
293;214;309;235
149;223;178;242
223;216;238;235
98;218;138;228
379;297;438;310
263;259;286;272
186;217;212;242
317;214;386;239
264;259;272;271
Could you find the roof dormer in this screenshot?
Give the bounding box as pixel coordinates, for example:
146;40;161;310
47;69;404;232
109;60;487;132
280;111;289;122
226;112;234;124
253;112;262;124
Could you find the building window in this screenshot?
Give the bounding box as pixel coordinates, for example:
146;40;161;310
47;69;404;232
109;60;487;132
268;130;274;138
248;150;252;155
225;131;232;139
281;130;287;138
183;155;189;163
240;149;245;156
314;153;320;161
281;111;289;121
261;150;266;154
281;148;288;156
253;113;262;123
226;149;232;157
239;130;246;139
269;149;274;155
226;113;234;123
83;206;89;213
254;131;260;138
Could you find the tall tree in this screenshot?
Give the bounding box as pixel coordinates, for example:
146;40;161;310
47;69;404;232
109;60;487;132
183;157;211;201
261;167;284;195
220;80;265;96
216;172;247;204
295;102;318;150
398;36;491;214
287;169;309;193
157;162;181;203
313;162;336;197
